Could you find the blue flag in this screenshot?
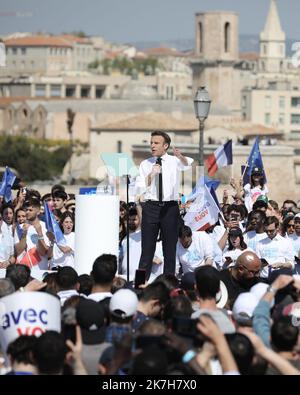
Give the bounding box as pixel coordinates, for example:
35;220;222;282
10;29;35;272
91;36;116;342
186;175;220;202
44;202;66;246
243;137;266;185
16;223;23;240
210;186;220;209
0;167;16;202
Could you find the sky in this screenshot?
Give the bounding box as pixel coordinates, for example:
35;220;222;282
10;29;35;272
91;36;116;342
0;0;299;43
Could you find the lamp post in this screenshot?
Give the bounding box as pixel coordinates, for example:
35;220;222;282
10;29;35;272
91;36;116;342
66;108;75;185
193;87;211;177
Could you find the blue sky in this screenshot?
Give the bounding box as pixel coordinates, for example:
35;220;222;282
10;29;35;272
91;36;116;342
0;0;298;43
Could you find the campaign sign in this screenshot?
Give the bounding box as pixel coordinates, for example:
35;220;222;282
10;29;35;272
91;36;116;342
0;292;61;352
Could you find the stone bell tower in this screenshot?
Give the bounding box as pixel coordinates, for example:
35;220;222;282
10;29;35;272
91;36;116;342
191;11;240;113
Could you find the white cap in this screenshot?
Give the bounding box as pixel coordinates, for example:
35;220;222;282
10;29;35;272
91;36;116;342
109;289;138;318
250;282;274;308
216;280;228;309
232;292;259;324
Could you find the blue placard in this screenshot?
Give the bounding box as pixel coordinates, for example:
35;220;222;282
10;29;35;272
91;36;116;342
79;187;97;195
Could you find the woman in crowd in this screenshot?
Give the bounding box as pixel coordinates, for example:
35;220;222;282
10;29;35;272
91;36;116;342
48;211;75;269
281;215;295;238
223;227;252;268
243;167;268;212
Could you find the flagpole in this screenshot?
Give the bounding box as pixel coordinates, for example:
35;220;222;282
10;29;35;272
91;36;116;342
242;162;249;179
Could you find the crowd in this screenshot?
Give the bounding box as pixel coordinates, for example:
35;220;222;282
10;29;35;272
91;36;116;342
1;160;300;376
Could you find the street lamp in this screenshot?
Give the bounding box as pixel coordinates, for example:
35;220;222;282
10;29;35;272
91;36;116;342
193;87;211;177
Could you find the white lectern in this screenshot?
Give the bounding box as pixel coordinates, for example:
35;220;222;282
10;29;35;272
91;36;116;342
74;194;119;275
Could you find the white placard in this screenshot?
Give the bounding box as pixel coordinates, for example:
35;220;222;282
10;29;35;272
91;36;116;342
75;194;119;275
0;292;61;353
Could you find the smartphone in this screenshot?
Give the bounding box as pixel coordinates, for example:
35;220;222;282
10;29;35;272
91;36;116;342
134;269;146;289
261;258;269;267
172;317;198;337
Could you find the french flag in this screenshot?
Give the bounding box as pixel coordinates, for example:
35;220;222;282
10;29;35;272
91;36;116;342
205;140;233;177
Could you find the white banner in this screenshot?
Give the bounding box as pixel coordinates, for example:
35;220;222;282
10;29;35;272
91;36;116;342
184;185;220;231
0;292;61;352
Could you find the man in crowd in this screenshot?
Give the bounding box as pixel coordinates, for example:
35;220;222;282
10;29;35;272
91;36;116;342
88;254;117;302
176;225;214;275
256;216;294;279
14;198;50;269
137;131;193;279
219;251;262;308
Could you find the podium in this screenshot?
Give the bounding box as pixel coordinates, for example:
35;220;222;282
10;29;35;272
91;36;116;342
74;194;119;275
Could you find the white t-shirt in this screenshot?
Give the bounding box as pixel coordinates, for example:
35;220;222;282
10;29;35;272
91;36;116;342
223;247;255;267
243;231;267;253
208;225;226;270
120;230;164;281
176;231;214;274
244;184;268;212
256;234;295;278
288;233;300;258
14;221;50;270
50;232;75;269
0;223;14;261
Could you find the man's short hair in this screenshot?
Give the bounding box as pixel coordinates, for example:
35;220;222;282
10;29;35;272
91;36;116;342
34;331;66;375
0;278;15;297
252;200;268;211
52;190;68;201
271;316;298;352
225;333;254;375
194;266;220;299
56;267;78;290
6;264;31;290
140;282;170;306
179;225;192;239
151;131;171;149
283;199;297;208
7;335;37;365
265;216;279;228
24;197;41;209
51;184;65;194
91;254;117;285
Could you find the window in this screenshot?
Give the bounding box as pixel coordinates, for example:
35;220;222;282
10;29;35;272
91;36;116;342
291;114;300;124
199;22;203;53
21;47;26;55
81;86;90;98
95;86;104;98
279;113;285;125
242;96;247;108
265;96;271;109
66;85;76;97
50;85;61;97
279;96;285;109
12;48;17;55
291;97;300;108
265;113;271;125
35;84;46;97
263;44;267;55
224;22;230;53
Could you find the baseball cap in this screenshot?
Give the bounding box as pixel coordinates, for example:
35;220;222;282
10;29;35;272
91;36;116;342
250;283;275;308
251;167;263;176
76;297;106;345
256;195;268;204
232;292;259;325
109;289;138;318
180;272;195;291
